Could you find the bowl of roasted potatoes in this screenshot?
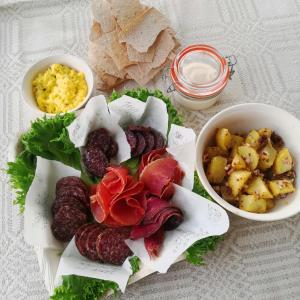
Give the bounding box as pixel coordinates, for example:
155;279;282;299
196;103;300;221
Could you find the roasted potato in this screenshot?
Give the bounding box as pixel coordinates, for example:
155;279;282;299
206;156;227;184
245;177;273;199
266;199;275;210
216;128;231;151
258;142;277;170
231;154;246;170
203;146;227;163
269;179;295;196
258;128;272;138
245;130;260;149
228;170;251;197
238;145;259;170
220;186;237;203
273;148;293;175
239;195;267;213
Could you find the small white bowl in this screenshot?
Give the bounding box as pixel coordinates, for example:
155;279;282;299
196;103;300;221
22;55;94;115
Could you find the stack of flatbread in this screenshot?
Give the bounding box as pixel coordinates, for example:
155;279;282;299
88;0;180;91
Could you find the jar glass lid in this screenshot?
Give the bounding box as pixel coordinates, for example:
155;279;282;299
170;45;230;99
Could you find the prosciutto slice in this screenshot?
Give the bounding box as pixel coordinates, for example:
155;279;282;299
91;166;145;227
140;156;184;200
130;196;183;240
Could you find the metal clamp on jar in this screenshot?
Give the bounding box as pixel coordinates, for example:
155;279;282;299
168;44;236;110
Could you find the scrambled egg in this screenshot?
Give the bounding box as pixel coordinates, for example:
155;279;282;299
32;64;88;114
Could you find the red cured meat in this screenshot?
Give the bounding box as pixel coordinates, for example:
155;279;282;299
151;129;165;150
144;228;164;258
107;140;118;158
86;128;111;155
130;196;183;240
139;148;166;174
56;185;89;208
125;130;137;152
52;196;88;216
143;131;155;154
96;227;132;265
85;226;106;261
83;147;108;178
56;176;89;199
140;157;184;200
91;166;145;227
132;132;146;157
75;223;99;256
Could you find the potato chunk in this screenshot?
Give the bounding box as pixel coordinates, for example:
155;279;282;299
238;146;259;170
266;199;275;210
220;186;237;203
207;156;227;184
273;148;293;175
258;128;272;138
203;146;227;163
216;128;231;151
231;135;244;148
269;179;295;196
228;170;251;197
245;130;260;149
246;177;273;199
239;195;267;213
258;142;277;170
231;154;246;170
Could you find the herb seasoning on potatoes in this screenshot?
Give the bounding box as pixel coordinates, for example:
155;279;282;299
203;128;296;213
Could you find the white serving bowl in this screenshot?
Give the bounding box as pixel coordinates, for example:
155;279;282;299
196;103;300;221
22;55;94;115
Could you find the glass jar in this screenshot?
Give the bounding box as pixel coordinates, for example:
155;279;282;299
169;44;234;110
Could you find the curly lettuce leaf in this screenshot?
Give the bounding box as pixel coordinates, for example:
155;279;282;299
51;257;140;300
6;149;36;212
21;113;81;170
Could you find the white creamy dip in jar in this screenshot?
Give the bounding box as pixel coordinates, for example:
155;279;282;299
170;45;231;110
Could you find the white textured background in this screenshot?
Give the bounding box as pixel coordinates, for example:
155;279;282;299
1;0;300;299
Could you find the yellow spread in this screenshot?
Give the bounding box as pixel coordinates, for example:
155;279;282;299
32;64;88;114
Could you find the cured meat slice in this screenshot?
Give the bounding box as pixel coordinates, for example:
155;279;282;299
151;129;165;149
85;225;106;261
56;176;89;198
52;196;88;216
56;186;89;208
96;227;132;265
83;146;108;177
51;206;87;242
109;197;145;226
139;148;166;174
125;130;137;152
143;131;155;154
75;223;99;256
132;132;146;157
130;196;183;240
91;166;145;227
101;166;128;195
144;228;164;258
140;157;184;199
86;128;111;155
106;139;118;158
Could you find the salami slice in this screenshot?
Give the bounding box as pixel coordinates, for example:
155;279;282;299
75;223;99;256
132;132;146;157
83;146;109;178
151;129;165;149
52;196;88;216
96;227;132;265
143;131;155;154
85;225;105;261
86;128;111;155
51;206;88;242
56;176;89;198
106;139;118;158
125;130;137;152
127;125;148;132
56;186;89;208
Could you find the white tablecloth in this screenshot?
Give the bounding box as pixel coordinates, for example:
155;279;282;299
1;0;300;299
